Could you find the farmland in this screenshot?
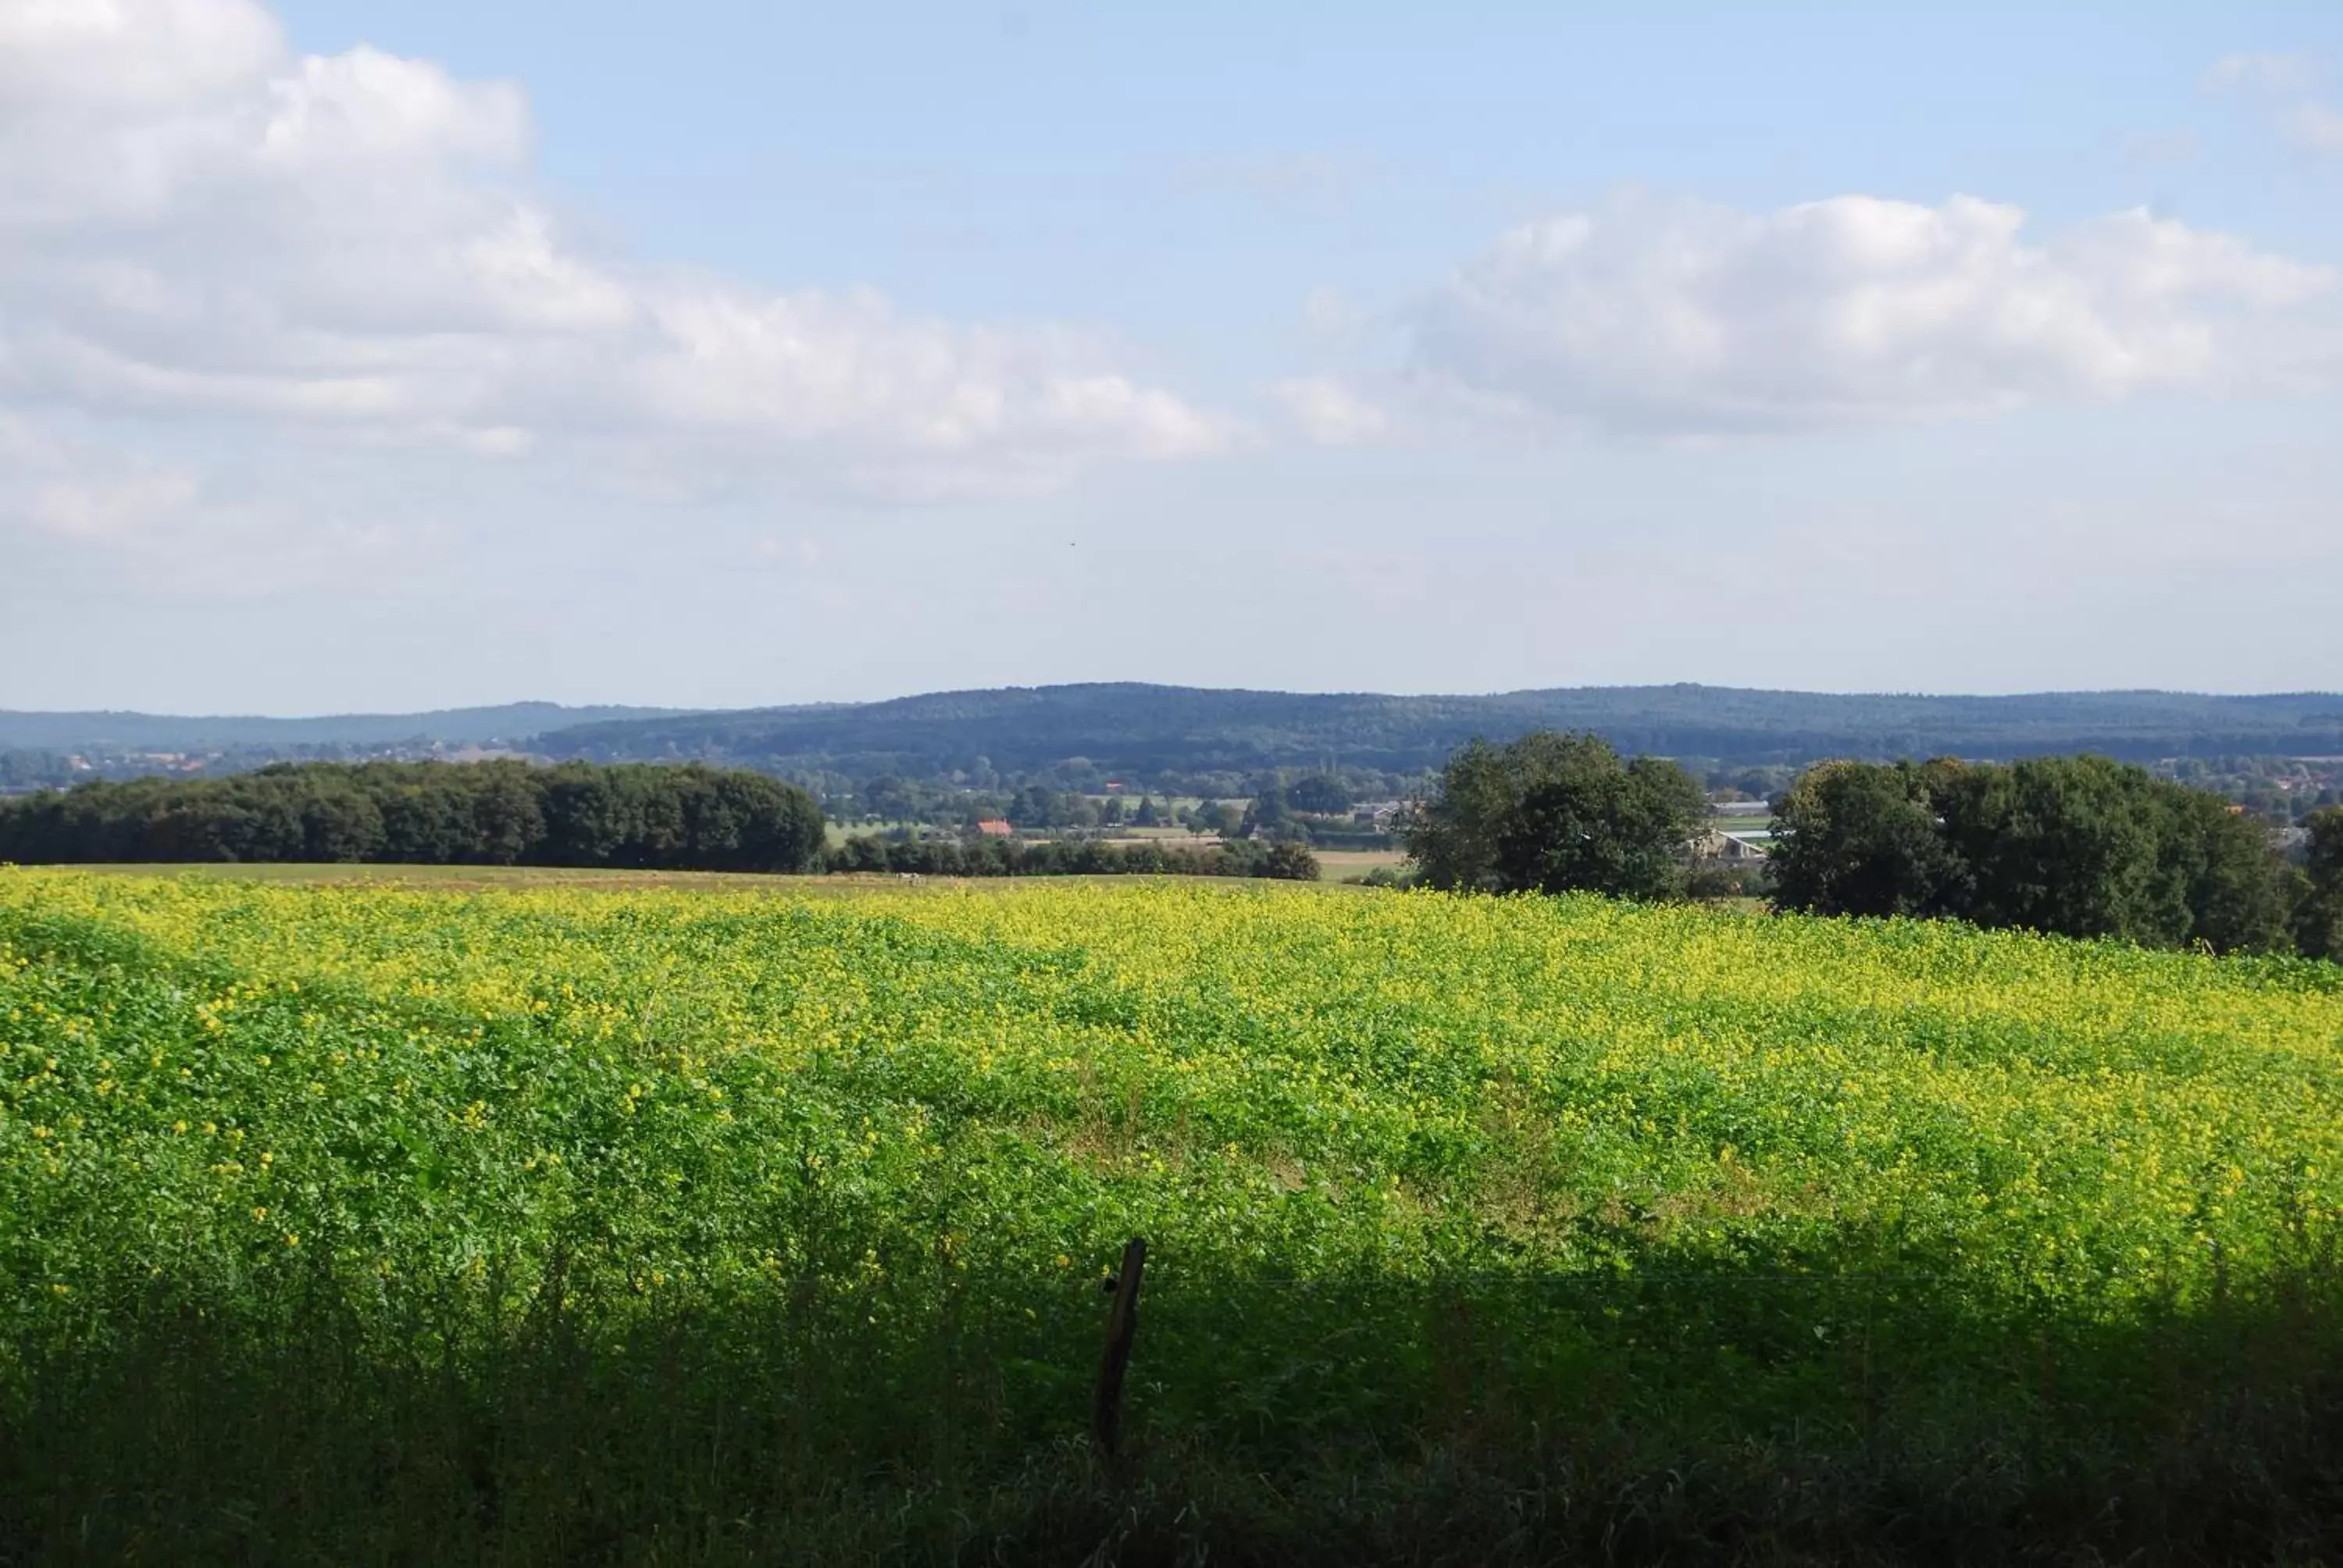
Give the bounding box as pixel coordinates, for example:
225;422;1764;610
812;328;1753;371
4;868;2343;1561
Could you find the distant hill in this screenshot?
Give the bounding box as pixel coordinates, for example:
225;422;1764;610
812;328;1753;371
0;703;698;752
533;683;2343;782
14;686;2339;789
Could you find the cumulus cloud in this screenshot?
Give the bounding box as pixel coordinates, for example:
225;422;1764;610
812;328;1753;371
1384;192;2336;435
0;0;1224;500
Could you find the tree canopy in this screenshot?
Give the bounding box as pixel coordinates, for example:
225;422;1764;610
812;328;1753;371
0;761;826;874
1771;755;2291;953
1286;775;1354;814
1406;732;1707;900
2296;807;2343;963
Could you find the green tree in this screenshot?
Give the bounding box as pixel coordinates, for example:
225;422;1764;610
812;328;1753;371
1239;786;1292;839
300;783;386;863
1191;800;1242;838
1261;840;1323;881
1937;757;2187;945
1408;732;1706;899
1006;786;1060;830
469;764;545;865
1287;775;1353;814
2296;807;2343;961
2165;787;2289;953
1770;760;1967;918
861;775;918;823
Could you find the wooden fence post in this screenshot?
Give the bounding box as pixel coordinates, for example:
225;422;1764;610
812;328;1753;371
1091;1237;1147;1463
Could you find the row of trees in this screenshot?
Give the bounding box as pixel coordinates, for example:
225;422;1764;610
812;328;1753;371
0;761;827;873
826;835;1321;880
1403;733;2343;961
1771;757;2342;957
843;776;1362;837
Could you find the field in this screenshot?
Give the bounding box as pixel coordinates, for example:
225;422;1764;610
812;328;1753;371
5;868;2343;1562
1310;846;1410;881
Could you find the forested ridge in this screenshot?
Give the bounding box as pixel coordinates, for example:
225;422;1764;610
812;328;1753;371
538;682;2343;782
0;701;697;751
13;685;2342;774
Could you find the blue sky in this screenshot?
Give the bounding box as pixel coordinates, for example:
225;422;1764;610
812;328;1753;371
3;0;2339;712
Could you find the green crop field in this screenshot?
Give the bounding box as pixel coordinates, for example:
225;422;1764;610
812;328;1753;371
4;868;2341;1562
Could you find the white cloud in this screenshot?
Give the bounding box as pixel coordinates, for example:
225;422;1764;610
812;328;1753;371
0;0;1224;501
0;412;226;547
0;408;460;600
1274;376;1389;446
2205;50;2343;158
1385;192;2336;435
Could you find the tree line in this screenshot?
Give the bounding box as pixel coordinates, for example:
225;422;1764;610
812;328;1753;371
1405;732;2343;961
0;761;827;873
827;833;1318;880
1771;756;2342;958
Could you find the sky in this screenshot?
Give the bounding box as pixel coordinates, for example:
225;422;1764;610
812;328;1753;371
3;0;2341;715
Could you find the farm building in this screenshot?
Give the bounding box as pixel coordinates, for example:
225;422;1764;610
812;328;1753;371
1689;829;1771;863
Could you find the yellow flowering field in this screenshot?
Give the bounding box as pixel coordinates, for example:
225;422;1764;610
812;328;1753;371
4;866;2341;1559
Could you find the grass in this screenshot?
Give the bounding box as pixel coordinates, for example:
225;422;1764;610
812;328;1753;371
1311;847;1408;881
4;869;2342;1563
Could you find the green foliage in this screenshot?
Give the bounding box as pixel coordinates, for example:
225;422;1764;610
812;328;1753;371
1285;774;1353;814
0;761;826;874
1190;799;1243;837
826;833;1319;881
1682;861;1766;900
1258;840;1322;881
2298;807;2343;962
1770;759;1970;919
1407;732;1706;898
1238;786;1294;840
4;873;2343;1559
860;774;921;821
1774;755;2294;953
1006;784;1076;829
